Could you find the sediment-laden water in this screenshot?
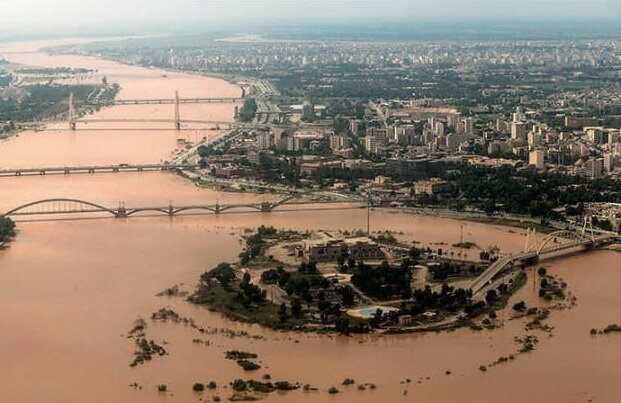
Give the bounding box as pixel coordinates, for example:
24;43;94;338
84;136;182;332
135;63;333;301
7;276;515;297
0;39;619;403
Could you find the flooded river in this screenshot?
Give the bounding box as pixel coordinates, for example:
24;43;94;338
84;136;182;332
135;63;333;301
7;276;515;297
0;40;619;403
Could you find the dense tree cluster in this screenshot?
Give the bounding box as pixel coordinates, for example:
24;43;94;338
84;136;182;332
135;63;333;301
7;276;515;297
239;230;268;264
196;262;266;309
407;163;621;219
0;217;15;241
351;260;412;300
429;261;482;281
449;165;621;217
200;262;236;289
238;98;257;122
403;283;484;317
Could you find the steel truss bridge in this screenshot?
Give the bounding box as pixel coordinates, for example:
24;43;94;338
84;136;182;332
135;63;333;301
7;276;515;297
469;228;619;296
1;194;367;219
0;164;199;177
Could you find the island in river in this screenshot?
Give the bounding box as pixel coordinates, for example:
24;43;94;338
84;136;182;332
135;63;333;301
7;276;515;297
187;225;529;334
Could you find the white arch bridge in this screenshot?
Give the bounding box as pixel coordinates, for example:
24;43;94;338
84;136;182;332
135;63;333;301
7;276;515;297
469;228;619;296
1;194;367;219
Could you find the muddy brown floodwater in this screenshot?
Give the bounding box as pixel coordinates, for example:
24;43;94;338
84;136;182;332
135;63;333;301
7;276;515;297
0;40;620;403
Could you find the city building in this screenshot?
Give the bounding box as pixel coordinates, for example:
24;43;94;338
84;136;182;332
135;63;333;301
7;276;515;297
256;131;273;150
414;178;452;195
511;122;526;140
304;237;384;262
529;149;545;169
586;157;604;178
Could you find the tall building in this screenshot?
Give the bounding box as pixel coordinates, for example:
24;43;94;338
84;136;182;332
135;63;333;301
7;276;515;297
447;113;461;128
529;149;545;169
349;120;360;135
603;153;614;173
586;127;604;144
587;158;604;178
513;107;523;122
464;117;474;136
511;122;526;140
527;132;542;147
434;121;445;136
364;136;379;154
329;134;349;150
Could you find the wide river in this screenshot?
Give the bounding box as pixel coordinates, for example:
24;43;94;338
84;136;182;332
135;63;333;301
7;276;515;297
0;39;619;403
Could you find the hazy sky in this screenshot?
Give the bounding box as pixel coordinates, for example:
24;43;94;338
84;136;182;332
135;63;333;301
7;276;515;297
0;0;619;37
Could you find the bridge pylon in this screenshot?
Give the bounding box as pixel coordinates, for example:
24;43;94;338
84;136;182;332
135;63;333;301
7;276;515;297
582;215;595;242
116;201;127;218
524;227;538;252
68;92;77;130
174;91;181;130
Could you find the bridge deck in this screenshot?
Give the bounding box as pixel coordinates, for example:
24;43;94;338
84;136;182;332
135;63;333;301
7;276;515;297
86;97;243;105
469;235;617;296
0;164;199;177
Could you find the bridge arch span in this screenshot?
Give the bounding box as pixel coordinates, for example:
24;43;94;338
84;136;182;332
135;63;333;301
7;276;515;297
218;204;264;213
4;198;117;217
124;208;171;217
536;230;592;254
171;206;218;215
271;191;367;210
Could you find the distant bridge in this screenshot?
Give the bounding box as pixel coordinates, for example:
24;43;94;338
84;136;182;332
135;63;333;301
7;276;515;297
0;164;199;177
69;118;265;130
65;91;250;131
1;193;367;219
85;97;243;106
469;228;619;297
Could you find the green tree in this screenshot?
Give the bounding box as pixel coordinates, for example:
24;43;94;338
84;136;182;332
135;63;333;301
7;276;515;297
291;297;302;317
485;289;498;305
334;317;350;335
278;303;288;323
